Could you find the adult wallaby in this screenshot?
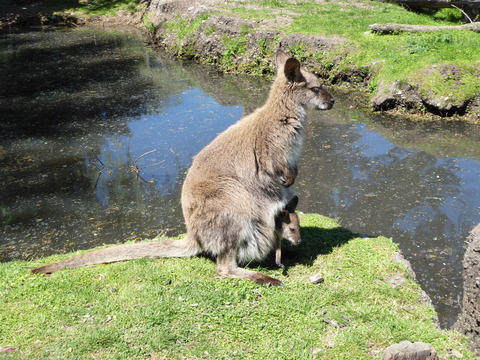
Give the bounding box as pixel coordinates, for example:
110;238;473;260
31;49;334;286
275;195;300;269
28;197;299;274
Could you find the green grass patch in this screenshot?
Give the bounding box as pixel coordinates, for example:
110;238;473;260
221;35;248;70
166;14;210;42
227;0;480;106
164;13;214;56
1;214;475;359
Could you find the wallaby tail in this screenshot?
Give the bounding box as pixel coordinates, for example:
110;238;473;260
30;236;200;274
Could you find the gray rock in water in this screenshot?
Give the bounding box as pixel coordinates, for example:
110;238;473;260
382;341;438;360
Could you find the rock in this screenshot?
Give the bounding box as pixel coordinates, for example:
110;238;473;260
382;341;438;360
392;252;416;280
310;273;324;284
387;274;408;289
449;349;463;358
454;223;480;357
391;252;434;310
371;80;422;112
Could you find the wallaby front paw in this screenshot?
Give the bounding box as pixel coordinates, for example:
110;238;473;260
282;177;295;187
281;165;298;187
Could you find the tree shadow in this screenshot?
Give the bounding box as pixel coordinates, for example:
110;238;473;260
0;0;80;30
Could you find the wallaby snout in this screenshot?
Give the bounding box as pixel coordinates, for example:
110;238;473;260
314;87;335;110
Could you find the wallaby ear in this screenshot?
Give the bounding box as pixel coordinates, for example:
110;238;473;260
285;195;299;213
275;49;290;70
284;58;303;83
275;49;303;82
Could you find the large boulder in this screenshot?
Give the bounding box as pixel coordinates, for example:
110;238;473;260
382;341;438;360
455;223;480;356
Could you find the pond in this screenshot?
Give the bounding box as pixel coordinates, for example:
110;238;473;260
1;28;479;328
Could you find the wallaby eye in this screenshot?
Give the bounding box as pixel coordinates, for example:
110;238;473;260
290;227;296;232
310;87;320;93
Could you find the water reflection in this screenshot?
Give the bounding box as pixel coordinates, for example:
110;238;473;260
1;29;479;328
299;114;480;326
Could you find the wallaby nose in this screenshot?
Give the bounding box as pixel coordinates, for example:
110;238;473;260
323;97;334;110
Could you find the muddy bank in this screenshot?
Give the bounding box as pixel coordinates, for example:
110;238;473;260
2;0;479;121
139;0;479;122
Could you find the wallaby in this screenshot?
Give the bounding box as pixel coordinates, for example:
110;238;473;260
31;49;334;286
275;195;300;269
27;196;300;275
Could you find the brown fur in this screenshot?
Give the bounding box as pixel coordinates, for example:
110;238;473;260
31;50;334;286
29;197;300;274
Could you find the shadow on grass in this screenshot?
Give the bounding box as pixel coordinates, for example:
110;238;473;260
257;225;358;271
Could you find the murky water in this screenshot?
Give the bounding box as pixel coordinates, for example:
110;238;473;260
1;29;479;328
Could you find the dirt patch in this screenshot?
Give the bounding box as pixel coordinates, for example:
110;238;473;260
255;15;293;31
202;14;254;35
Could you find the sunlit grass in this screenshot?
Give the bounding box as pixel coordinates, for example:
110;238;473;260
229;0;480;105
0;214;476;359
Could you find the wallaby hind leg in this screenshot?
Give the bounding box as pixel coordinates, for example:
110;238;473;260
216;250;283;286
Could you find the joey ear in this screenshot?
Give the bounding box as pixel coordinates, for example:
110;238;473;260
285;195;299;212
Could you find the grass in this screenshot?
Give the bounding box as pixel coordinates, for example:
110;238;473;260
164;13;214;56
57;0;479;117
63;0;480;112
227;0;480;106
1;214;475;359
